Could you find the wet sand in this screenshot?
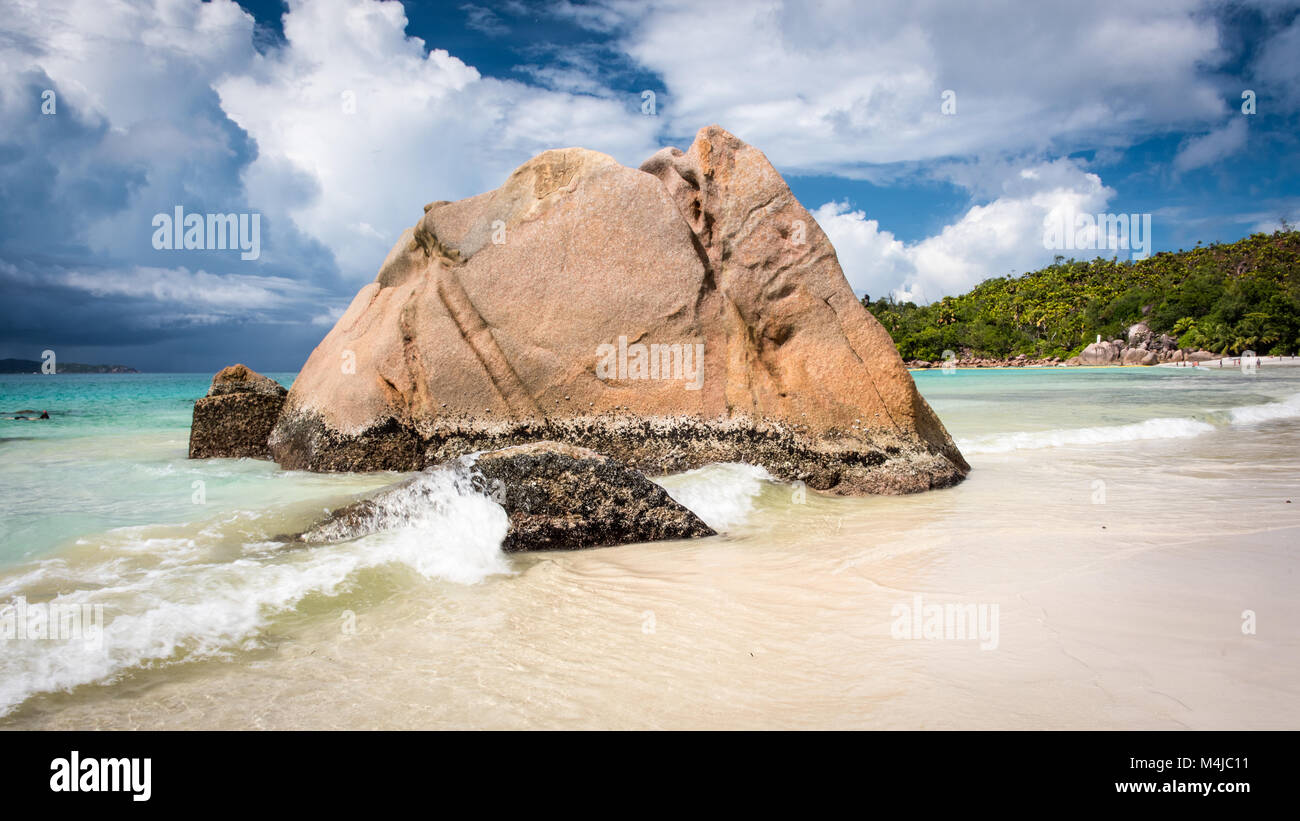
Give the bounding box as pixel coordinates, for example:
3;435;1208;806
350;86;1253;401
6;418;1297;730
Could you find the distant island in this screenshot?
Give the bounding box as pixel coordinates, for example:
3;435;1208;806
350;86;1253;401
0;359;139;374
864;228;1300;362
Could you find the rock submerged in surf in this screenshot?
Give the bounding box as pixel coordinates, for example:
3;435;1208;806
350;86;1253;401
188;364;287;459
293;440;715;552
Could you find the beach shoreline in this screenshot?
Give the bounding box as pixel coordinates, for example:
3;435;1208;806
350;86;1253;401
909;354;1300;371
2;367;1299;729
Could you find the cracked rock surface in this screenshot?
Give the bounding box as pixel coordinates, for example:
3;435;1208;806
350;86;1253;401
269;125;968;494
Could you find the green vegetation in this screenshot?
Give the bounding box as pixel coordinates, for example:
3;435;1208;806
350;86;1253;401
861;229;1300;361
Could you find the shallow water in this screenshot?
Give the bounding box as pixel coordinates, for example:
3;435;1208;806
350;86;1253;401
1;366;1298;729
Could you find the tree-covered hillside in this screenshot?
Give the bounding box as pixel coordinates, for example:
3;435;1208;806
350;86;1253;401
862;229;1300;360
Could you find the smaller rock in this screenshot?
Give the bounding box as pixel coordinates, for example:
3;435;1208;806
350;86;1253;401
188;364;287;459
207;363;287;398
1121;348;1154;365
292;440;715;552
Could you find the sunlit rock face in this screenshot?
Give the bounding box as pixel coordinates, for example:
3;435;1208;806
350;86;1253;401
269;125;968;495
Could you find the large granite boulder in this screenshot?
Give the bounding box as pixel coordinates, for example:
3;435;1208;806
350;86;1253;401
292;441;715;552
1122;348;1159;366
188;364;287;459
268;125;968;495
1076;340;1121;365
1126;322;1153;346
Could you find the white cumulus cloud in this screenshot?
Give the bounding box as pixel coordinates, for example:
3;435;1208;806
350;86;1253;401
816;159;1114;303
214;0;661;279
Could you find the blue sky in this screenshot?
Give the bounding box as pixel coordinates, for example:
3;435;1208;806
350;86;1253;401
2;0;1298;371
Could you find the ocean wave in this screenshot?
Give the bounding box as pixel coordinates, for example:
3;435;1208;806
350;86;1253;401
0;466;510;717
957;417;1217;454
958;391;1300;454
1228;392;1300;425
652;463;773;531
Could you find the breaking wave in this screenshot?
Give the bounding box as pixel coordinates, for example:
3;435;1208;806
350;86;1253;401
958;392;1300;454
0;466;510;717
653;462;773;531
957;417;1216;454
1228;392;1300;425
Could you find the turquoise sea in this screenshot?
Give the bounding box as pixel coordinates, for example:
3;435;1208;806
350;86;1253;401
2;366;1299;728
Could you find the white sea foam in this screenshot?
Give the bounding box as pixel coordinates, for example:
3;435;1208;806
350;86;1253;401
0;466;510;716
7;389;1297;717
653;463;773;531
957;417;1217;454
1228;392;1300;425
959;391;1300;455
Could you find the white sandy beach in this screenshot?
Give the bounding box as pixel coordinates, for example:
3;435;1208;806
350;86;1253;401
2;367;1297;730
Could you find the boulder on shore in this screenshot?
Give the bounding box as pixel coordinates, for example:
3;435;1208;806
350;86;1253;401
188;364;287;459
292;440;715;552
1126;322;1153;346
268;125;967;495
1077;341;1120;365
1121;348;1159;366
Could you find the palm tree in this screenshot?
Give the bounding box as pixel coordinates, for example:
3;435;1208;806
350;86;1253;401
1207;322;1233;355
1240;312;1280;350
